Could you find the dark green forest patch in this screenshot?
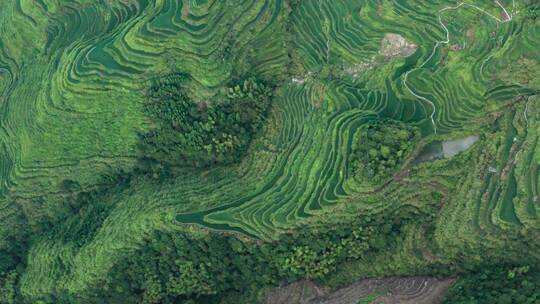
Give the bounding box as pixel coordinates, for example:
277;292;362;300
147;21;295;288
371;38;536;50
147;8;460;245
140;74;273;167
350;119;419;185
442;265;540;304
83;207;426;304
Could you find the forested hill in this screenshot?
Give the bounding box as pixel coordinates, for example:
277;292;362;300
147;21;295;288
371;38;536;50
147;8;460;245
0;0;539;303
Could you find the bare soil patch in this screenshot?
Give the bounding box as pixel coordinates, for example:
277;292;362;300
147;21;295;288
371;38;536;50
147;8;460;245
265;277;455;304
379;33;417;59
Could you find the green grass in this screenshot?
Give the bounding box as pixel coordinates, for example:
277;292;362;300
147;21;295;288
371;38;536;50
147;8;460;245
356;291;385;304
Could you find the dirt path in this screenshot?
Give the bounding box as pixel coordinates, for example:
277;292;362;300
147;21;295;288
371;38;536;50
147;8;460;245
402;0;515;134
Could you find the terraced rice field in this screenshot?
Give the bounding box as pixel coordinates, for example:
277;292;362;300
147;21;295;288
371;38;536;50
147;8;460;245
264;277;455;304
0;0;539;302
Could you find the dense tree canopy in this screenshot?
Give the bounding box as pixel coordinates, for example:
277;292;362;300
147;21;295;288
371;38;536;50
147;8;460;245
443;265;540;304
350;120;419;185
140;74;272;167
73;210;412;304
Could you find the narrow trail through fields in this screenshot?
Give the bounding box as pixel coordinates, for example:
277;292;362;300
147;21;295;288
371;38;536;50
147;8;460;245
403;0;515;134
524;95;537;128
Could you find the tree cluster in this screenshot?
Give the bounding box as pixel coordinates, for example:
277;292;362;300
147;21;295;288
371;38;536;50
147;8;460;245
443;265;540;304
350;119;419;185
0;206;28;304
525;0;539;20
140;74;272;167
74;212;410;304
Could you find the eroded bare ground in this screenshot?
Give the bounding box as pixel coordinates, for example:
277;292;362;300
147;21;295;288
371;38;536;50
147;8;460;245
342;33;417;77
265;280;328;304
265;277;455;304
379;33;417;59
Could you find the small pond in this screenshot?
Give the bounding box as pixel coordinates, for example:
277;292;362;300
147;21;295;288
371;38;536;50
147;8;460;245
413;135;479;164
